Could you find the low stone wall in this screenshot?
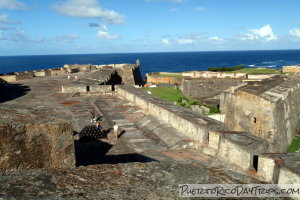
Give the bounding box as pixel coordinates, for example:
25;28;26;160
33;71;46;77
256;153;300;184
62;84;87;93
15;72;34;81
283;65;300;73
62;84;112;94
0;75;17;82
0;108;75;171
89;85;112;92
116;86;226;144
208;131;267;172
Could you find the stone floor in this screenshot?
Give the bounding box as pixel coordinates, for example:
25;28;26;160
0;73;264;199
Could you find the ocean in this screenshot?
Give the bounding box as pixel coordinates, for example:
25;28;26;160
1;50;300;78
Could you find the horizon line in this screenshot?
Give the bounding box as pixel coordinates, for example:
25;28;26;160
1;48;300;57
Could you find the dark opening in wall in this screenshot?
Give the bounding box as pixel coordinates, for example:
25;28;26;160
253;117;257;123
253;155;259;171
87;86;90;92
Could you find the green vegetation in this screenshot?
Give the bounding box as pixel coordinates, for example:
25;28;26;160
141;87;187;102
208;65;283;74
141;87;220;114
208;65;244;72
287;136;300;153
231;68;282;74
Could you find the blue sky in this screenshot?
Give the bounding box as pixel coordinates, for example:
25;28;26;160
0;0;300;55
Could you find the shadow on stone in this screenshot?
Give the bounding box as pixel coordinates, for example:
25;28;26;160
0;82;31;103
75;139;157;167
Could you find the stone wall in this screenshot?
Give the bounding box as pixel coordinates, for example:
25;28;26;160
182;78;243;99
89;85;112;93
0;108;75;171
220;76;300;152
15;72;34;81
33;71;46;77
282;65;300;73
146;76;180;84
62;84;112;94
116;86;273;176
116;86;226;144
62;84;87;93
0;75;17;82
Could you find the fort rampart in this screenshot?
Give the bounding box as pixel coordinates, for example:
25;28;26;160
116;85;300;184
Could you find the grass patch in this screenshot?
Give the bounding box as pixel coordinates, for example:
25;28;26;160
287;136;300;153
208;65;244;72
231;68;282;74
141;87;188;102
140;87;220;114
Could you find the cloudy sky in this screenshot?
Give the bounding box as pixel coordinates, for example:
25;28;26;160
0;0;300;55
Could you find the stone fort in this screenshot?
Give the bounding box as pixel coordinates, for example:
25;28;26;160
0;62;299;199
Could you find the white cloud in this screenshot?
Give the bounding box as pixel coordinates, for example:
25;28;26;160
209;36;223;41
0;13;19;24
289;28;300;37
177;38;193;44
53;0;125;24
195;7;206;11
54;34;80;43
241;24;277;42
162;38;170;44
96;25;120;40
0;0;25;10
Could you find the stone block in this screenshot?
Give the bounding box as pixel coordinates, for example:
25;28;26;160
0;108;75;171
62;84;87;93
256;155;279;183
208;130;221;149
278;167;300;184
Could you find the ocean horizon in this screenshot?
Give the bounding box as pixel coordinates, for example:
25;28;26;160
1;49;300;77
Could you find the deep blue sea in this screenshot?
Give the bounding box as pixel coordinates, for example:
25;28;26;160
1;50;300;78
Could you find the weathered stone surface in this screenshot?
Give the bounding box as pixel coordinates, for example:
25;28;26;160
220;75;300;152
0;108;75;171
0;161;262;200
181;78;243;100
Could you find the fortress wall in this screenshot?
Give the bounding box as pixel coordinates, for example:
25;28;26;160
182;78;243;99
0;75;17;82
116;86;283;178
33;71;46;77
208;130;268;173
146;76;180;84
116;86;226;144
282;65;300;73
221;77;300;153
